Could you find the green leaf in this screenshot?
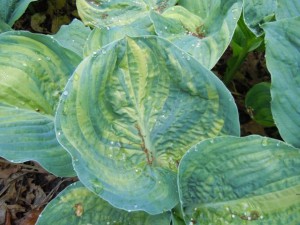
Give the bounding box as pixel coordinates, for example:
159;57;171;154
276;0;300;19
0;20;11;33
263;17;300;148
243;0;276;36
51;19;91;58
245;82;274;127
76;0;177;28
0;0;37;26
55;36;240;214
178;135;300;225
152;1;242;69
0;31;80;177
36;181;171;225
84;15;154;56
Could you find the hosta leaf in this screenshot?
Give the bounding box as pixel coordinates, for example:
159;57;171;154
153;1;242;69
0;20;11;33
243;0;276;36
276;0;300;19
51;19;91;58
178;135;300;225
84;15;154;56
56;36;239;214
263;17;300;148
245;82;274;127
0;0;37;26
76;0;177;28
0;31;80;177
36;181;171;225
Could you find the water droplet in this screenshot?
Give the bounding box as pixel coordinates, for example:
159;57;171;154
46;56;51;61
247;216;251;220
134;204;138;208
261;137;268;146
276;142;280;147
231;214;235;218
209;139;214;144
22;63;27;67
106;26;110;30
91;179;104;194
57;131;61;136
63;91;68;96
37;58;42;61
260;215;264;219
164;26;168;30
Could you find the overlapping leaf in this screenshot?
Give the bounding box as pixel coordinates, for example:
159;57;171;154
36;181;171;225
55;36;239;214
151;0;242;69
83;15;154;56
178;135;300;224
51;19;91;58
263;17;300;148
0;31;80;177
76;0;177;28
0;0;37;26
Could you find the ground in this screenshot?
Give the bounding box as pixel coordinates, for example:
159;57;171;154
0;1;281;224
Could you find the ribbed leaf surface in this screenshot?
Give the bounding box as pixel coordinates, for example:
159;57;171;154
156;0;242;69
0;31;80;177
178;135;300;225
263;17;300;148
36;182;171;225
56;36;239;214
76;0;177;28
276;0;300;19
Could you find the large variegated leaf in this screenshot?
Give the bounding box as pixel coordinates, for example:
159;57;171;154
51;19;91;58
154;0;242;69
56;36;239;214
0;31;80;177
0;0;37;26
263;17;300;148
243;0;276;36
83;15;154;56
276;0;300;19
178;135;300;225
76;0;177;28
36;181;171;225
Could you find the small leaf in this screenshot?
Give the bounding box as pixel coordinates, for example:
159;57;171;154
263;17;300;148
36;182;171;225
0;31;80;177
55;36;240;214
152;0;242;69
245;82;274;127
0;0;37;26
51;19;91;58
178;135;300;224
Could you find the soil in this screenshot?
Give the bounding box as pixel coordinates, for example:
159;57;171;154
1;1;281;224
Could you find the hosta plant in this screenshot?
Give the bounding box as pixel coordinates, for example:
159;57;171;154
0;0;299;224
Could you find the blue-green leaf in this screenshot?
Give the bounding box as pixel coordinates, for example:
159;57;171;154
83;15;154;56
76;0;177;28
0;31;80;177
55;36;239;214
276;0;300;19
178;135;300;224
263;17;300;148
36;181;171;225
0;0;37;26
0;20;11;33
243;0;276;36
